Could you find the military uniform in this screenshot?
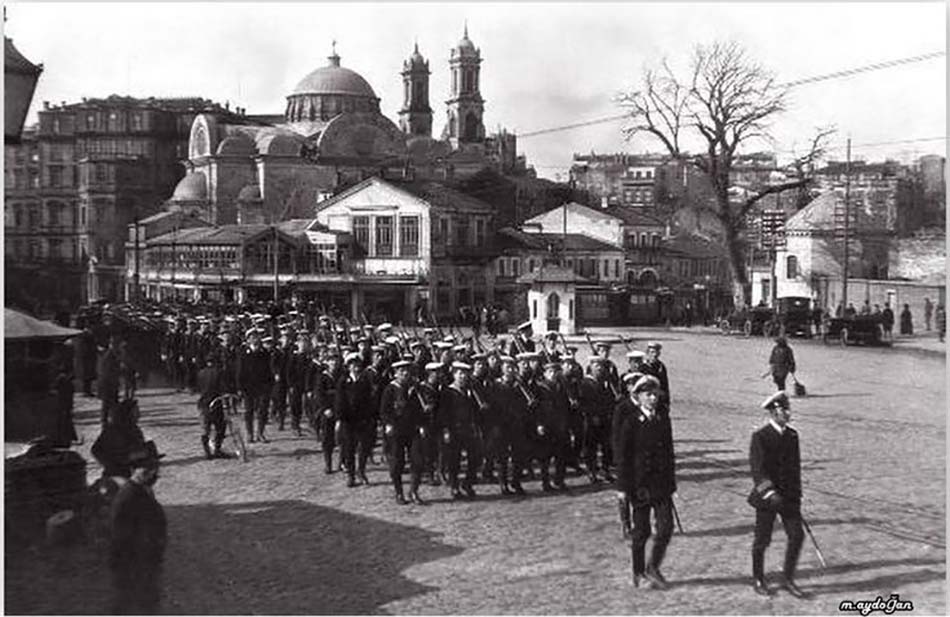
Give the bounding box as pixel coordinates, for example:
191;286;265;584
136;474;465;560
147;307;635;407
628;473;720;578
378;370;426;504
534;374;572;491
237;344;273;442
578;372;615;482
437;378;481;499
334;366;376;486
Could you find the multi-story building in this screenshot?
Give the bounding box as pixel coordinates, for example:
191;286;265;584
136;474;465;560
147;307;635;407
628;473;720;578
4;95;234;311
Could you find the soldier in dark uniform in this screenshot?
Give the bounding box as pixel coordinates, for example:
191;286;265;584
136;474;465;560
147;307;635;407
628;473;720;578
625;350;646;380
592;341;621;393
469;353;493;482
510;321;536;355
379;360;426;505
314;350;343;474
410;340;431;380
109;441;167;615
438;362;481;500
270;329;292;434
335;352;375;487
488;355;528;496
579;357;616;484
364;345;390;465
641;342;670;414
237;329;273;443
560;353;584;473
748;391;808;599
614;374;676;590
416;362;443;486
287;332;313;437
196;356;226;459
534;362;571;492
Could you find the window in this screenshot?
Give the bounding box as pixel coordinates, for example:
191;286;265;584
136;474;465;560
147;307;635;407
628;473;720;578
375;216;394;256
108;112;119;131
131;113;143;131
786;255;798;279
614;259;620;278
86;114;96;130
455;217;470;247
497;259;506;276
603;259;609;278
80;205;87;228
439;216;450;245
352;216;369;252
49;239;62;260
532;299;537;319
474;219;486;247
28;209;38;229
95;164;107;183
652;234;660;248
399;216;419;256
49;166;63;187
14;206;22;227
511;258;520;276
48;204;60;226
528;258;536;273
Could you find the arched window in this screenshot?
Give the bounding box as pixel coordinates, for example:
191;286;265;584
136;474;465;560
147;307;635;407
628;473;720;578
786;255;798;279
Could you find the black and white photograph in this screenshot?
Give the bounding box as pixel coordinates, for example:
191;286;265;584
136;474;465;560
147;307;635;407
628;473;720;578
3;1;946;614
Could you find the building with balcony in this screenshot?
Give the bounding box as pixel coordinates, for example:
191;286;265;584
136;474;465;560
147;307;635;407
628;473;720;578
3;95;234;312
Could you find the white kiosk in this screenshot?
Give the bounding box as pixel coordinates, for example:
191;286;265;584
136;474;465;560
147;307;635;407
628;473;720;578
517;264;589;336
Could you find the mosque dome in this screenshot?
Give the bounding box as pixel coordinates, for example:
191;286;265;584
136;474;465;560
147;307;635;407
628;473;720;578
286;45;381;124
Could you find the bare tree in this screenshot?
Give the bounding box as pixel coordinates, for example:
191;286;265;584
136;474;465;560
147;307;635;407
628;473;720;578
618;41;834;304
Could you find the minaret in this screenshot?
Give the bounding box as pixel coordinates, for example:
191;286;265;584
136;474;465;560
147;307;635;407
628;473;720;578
399;42;432;137
443;24;484;147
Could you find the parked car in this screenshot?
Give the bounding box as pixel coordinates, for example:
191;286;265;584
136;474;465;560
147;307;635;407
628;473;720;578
775;296;814;338
718;305;777;337
823;315;890;346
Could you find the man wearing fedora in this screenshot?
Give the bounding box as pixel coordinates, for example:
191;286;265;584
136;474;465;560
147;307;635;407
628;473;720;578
748;391;809;599
109;440;167;615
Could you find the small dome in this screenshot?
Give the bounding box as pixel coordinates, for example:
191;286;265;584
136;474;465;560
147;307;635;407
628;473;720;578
454;26;479;58
408;42;426;67
237;185;262;202
171;171;207;202
257;132;303;156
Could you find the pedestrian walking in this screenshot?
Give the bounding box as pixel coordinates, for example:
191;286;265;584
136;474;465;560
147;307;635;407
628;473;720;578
109;441;167;614
97;334;122;429
614;374;677;589
937;304;946;343
882;303;895;341
766;336;796;392
748;391;808;599
900;303;914;335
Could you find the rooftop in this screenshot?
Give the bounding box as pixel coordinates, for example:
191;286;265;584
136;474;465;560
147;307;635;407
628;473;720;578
496;227;620;253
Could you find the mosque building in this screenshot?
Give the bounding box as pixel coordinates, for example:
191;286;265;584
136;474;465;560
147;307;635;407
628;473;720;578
163;29;522;227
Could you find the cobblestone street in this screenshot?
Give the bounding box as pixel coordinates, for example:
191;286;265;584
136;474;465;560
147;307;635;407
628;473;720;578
5;329;945;615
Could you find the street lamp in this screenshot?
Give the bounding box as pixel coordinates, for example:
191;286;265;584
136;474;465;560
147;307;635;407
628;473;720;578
4;33;43;144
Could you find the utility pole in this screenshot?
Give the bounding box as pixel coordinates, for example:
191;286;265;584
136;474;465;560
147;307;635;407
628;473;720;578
841;137;852;309
133;211;140;303
272;225;279;303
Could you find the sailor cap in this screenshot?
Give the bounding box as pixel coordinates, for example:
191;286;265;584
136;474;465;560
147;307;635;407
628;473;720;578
761;391;790;410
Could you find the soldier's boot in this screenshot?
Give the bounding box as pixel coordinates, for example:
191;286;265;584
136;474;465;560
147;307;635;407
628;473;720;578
752;550;771;596
257;429;269;444
201;435;212;460
409;478;426;505
618;496;633;541
393;477;407;505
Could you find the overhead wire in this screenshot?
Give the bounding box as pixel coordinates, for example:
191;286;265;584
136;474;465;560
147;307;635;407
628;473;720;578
515;51;946;139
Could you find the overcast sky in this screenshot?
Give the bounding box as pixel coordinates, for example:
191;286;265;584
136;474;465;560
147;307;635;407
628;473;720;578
5;2;946;179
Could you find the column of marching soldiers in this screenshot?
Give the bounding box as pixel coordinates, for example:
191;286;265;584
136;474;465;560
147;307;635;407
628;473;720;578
107;305;669;508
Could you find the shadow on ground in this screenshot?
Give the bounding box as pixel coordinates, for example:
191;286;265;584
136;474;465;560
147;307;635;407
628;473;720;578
5;499;463;615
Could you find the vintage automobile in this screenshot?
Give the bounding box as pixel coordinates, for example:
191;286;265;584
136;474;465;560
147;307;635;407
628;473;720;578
718;305;778;337
775;296;815;338
823;314;891;346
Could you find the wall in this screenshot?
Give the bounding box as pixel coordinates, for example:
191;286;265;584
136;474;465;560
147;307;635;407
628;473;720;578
890;233;946;283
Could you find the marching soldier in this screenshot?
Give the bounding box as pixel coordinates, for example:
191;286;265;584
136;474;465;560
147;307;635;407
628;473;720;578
335;352;375;487
615;374;677;590
196;355;226;459
488;355;528;496
470;353;493;482
270;329;292;434
641;342;670;412
560;353;584;473
592;341;621;393
748;391;808;599
579;357;616;483
625;350;646;378
314;350;343;474
416;362;444;486
438;362;481;500
237;328;273;443
379;360;426;505
534;362;571;492
287;332;313;437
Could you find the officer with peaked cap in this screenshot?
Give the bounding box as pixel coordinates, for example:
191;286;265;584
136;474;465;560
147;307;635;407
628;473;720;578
748;391;808;598
615;374;677;590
